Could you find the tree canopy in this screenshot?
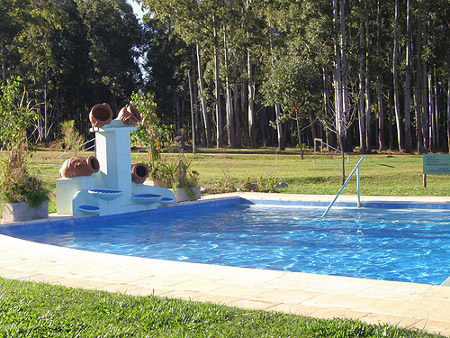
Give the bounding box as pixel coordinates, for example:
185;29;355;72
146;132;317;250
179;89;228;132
0;0;449;153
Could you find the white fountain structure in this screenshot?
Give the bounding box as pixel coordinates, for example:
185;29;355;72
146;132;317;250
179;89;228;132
56;104;176;217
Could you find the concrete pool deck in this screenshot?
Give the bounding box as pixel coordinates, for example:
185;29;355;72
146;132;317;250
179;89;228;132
0;193;449;336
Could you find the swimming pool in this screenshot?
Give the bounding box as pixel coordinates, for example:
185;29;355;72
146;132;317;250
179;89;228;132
1;198;449;285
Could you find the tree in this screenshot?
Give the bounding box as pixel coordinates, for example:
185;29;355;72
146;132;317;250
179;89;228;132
393;0;403;152
404;0;412;152
262;54;321;158
76;0;142;109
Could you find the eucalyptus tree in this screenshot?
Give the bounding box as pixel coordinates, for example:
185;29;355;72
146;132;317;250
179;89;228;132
243;0;256;148
260;0;288;150
141;17;191;131
222;0;239;147
393;0;403;152
404;0;412;152
141;0;219;147
375;0;387;151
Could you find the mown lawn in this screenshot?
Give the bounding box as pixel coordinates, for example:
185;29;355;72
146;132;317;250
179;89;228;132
21;147;450;213
0;278;445;337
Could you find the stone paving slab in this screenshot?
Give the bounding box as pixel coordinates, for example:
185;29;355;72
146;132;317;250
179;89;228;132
1;193;449;337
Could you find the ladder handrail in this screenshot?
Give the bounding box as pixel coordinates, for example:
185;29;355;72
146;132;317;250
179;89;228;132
314;138;349;165
321;156;366;218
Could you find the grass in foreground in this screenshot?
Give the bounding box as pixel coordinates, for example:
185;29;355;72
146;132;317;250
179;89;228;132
0;278;444;337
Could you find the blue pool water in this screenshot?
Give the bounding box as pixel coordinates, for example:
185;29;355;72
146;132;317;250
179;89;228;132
1;200;449;285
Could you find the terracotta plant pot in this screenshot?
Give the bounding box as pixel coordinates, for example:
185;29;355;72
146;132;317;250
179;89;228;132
89;103;113;129
117;104;142;126
131;163;149;184
60;156;100;178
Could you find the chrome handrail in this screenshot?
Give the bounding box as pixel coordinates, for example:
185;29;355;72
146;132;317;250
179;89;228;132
321;156;366;217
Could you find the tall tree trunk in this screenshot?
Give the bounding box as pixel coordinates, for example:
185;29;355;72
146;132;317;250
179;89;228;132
364;15;371;152
428;72;435;152
377;79;385;151
196;44;211;147
334;0;345;184
422;15;429;151
175;91;182;134
322;68;333;150
230;1;240;147
44;84;48;141
260;107;267;147
333;0;343;140
393;0;403;151
309;111;317;143
213;15;222;148
247;50;256;148
422;63;429;150
190;69;201;146
245;0;256;148
223;18;235;147
414;85;424;153
376;0;385;150
241;77;248;142
358;12;366;153
340;0;349;128
447;74;450;153
404;0;412;152
415;11;425;153
433;70;439;151
388;90;394;150
295;110;303;159
269;27;284;150
188;70;196;153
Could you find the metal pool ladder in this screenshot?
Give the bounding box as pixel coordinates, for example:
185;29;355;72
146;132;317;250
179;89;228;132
321;156;366;218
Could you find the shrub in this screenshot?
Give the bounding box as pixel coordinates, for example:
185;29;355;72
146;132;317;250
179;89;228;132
0;154;50;207
0;77;50;207
60;120;85;155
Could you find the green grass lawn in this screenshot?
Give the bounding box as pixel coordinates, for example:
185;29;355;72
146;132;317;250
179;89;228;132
22;148;450;213
0;278;444;337
184;152;448;196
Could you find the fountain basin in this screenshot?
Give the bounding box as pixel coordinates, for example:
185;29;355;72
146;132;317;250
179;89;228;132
132;193;162;204
88;189;122;200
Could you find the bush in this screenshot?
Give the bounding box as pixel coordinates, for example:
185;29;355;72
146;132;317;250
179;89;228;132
0;77;50;207
60;120;85;155
130;92;173;163
0;155;50;207
257;175;279;192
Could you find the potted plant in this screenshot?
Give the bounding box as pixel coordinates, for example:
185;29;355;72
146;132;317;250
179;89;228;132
149;159;177;188
0;153;50;222
172;156;201;202
0;78;50;222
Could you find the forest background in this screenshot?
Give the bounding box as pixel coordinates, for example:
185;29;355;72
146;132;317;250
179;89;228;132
0;0;449;154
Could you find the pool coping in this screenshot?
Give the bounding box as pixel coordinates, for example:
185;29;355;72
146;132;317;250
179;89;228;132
1;192;449;336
